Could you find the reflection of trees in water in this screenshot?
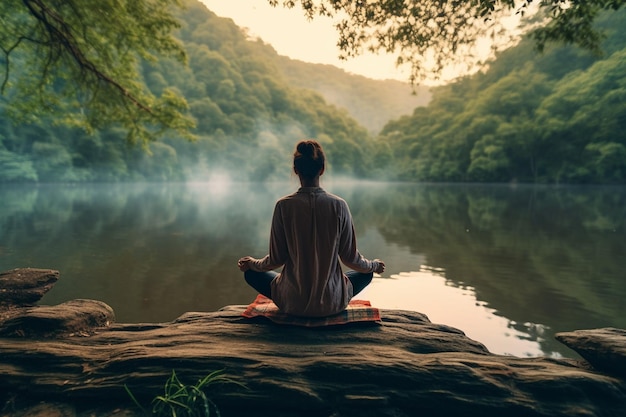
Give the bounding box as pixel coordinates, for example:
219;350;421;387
345;183;626;338
1;182;624;335
0;183;280;322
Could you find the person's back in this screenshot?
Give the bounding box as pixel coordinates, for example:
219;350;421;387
237;140;385;317
269;187;375;316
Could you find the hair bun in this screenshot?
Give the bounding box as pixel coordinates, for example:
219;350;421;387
293;139;325;180
297;140;315;157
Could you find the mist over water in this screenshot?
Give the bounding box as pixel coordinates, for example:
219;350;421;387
1;181;624;358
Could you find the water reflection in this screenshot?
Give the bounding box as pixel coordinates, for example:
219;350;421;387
348;182;626;357
1;182;624;359
362;272;551;358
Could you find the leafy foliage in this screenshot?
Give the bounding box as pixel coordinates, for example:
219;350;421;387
0;0;195;144
269;0;626;84
277;57;431;134
1;1;625;184
380;9;626;184
0;1;398;182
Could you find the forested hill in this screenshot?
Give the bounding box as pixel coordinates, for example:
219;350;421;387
0;0;410;183
1;1;625;184
276;57;431;134
380;9;626;184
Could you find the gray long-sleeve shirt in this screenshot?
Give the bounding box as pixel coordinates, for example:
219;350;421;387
251;186;379;317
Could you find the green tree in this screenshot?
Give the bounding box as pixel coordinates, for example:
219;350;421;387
31;141;75;181
0;0;398;183
0;0;195;144
468;134;510;182
585;142;626;182
0;148;37;182
378;7;626;184
534;48;626;182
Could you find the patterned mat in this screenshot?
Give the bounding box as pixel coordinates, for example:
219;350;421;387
242;294;381;327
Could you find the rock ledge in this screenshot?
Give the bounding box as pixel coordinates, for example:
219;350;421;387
1;268;625;417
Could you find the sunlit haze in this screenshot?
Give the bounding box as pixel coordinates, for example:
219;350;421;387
200;0;432;83
199;1;525;84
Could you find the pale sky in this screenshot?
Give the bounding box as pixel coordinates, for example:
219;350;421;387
199;0;413;82
199;1;524;84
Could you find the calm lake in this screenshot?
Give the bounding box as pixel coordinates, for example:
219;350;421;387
1;181;624;359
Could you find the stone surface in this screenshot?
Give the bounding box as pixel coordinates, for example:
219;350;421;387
0;268;59;306
1;268;625;417
556;328;626;378
0;305;624;417
0;299;115;337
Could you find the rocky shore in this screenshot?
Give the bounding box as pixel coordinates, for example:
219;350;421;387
1;268;625;417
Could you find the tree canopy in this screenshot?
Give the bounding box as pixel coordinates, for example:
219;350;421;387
2;0;625;142
379;9;626;184
1;0;624;141
0;0;195;144
269;0;626;83
0;1;398;183
1;0;625;185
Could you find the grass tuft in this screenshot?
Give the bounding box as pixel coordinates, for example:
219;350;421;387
125;369;246;417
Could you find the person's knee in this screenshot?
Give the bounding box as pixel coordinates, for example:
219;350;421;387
244;270;273;298
244;270;253;281
244;269;259;284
